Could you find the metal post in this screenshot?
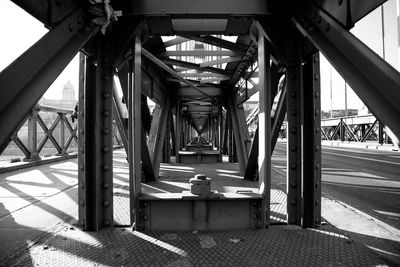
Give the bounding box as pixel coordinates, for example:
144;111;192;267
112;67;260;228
286;52;303;226
258;34;271;227
26;107;40;161
58;113;67;155
129;34;142;227
302;53;322;227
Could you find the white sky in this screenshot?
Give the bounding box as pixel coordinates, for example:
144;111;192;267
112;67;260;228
0;0;398;109
0;1;79;100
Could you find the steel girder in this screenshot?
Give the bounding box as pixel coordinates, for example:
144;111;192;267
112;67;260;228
302;53;322;227
293;4;400;146
257;34;271;227
78;41;114;231
0;9;98;154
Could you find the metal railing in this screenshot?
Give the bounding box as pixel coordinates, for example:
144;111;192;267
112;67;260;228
1;104;122;164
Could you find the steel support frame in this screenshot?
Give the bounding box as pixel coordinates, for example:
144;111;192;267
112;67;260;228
293;4;400;146
78;38;114;231
0;9;98;154
286;57;303;226
227;95;250;176
302;53;322;227
129;35;142;227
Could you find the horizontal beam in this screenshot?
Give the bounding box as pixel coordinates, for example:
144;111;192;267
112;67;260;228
162;57;230;75
180;35;247;54
160;50;239;57
142;48;215;100
163;36;190;47
177;86;222;96
124;0;269;15
199;56;242;68
199;77;230;83
178;73;229;78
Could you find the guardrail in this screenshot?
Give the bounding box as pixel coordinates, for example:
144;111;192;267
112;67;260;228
1;104;122;164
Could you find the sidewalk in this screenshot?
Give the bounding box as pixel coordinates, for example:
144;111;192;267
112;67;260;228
0;150;396;266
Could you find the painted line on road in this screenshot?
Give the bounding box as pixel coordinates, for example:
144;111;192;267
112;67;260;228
323;151;400;166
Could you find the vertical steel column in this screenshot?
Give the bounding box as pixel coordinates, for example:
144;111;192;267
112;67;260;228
58;113;67;155
258;34;271;228
78;37;114;231
175;100;182;162
78;52;86;229
378;121;384;144
26;108;40;161
286;47;303;226
302;53;322;227
129;34;142;227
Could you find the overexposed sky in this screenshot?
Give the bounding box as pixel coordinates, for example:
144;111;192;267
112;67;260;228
0;1;79;100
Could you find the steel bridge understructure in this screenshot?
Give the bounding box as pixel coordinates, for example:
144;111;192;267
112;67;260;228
0;0;399;232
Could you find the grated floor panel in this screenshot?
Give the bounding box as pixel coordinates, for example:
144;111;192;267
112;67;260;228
8;225;385;266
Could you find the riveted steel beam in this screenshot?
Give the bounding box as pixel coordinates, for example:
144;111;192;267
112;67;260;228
161;58;231;76
122;0;268;15
302;53;322;228
293;4;400;146
180;35;248;54
129;35;143;227
78;37;114;231
0;9;98;155
258;34;271;228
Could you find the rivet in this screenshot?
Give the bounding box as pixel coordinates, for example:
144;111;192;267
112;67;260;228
291;163;297;169
316;163;320;170
315;182;319;188
104;200;110;207
80;200;85;207
103;183;110;189
291;145;297;152
77;16;82;24
80;164;84;171
315;110;320;116
103;92;110;99
143;202;148;207
315;146;320;151
291;181;297;188
80;147;85;153
104;75;110;81
104;220;110;226
80;129;84;135
317;16;322;24
338;0;343;6
315;200;319;205
290;74;295;80
143;215;148;220
252;214;258;219
252;201;258;206
103;164;110;171
315;92;320;98
103;110;110;117
81;93;84;99
291;199;297;205
80;182;85;189
314;57;319;63
290;218;297;224
80;219;85;226
103;128;110;135
103;146;110;153
290;91;296;98
68;23;74;32
291;127;297;134
314;74;319;80
291;109;297;116
315;127;320;133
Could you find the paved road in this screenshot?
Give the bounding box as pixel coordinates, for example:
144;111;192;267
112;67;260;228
272;142;400;229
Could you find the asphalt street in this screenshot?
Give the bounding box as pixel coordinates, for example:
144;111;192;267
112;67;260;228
272;142;400;229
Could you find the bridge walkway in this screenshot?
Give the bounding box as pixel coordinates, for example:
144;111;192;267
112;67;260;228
0;149;389;266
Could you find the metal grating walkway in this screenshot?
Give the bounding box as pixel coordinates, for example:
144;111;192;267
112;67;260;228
7;224;385;266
